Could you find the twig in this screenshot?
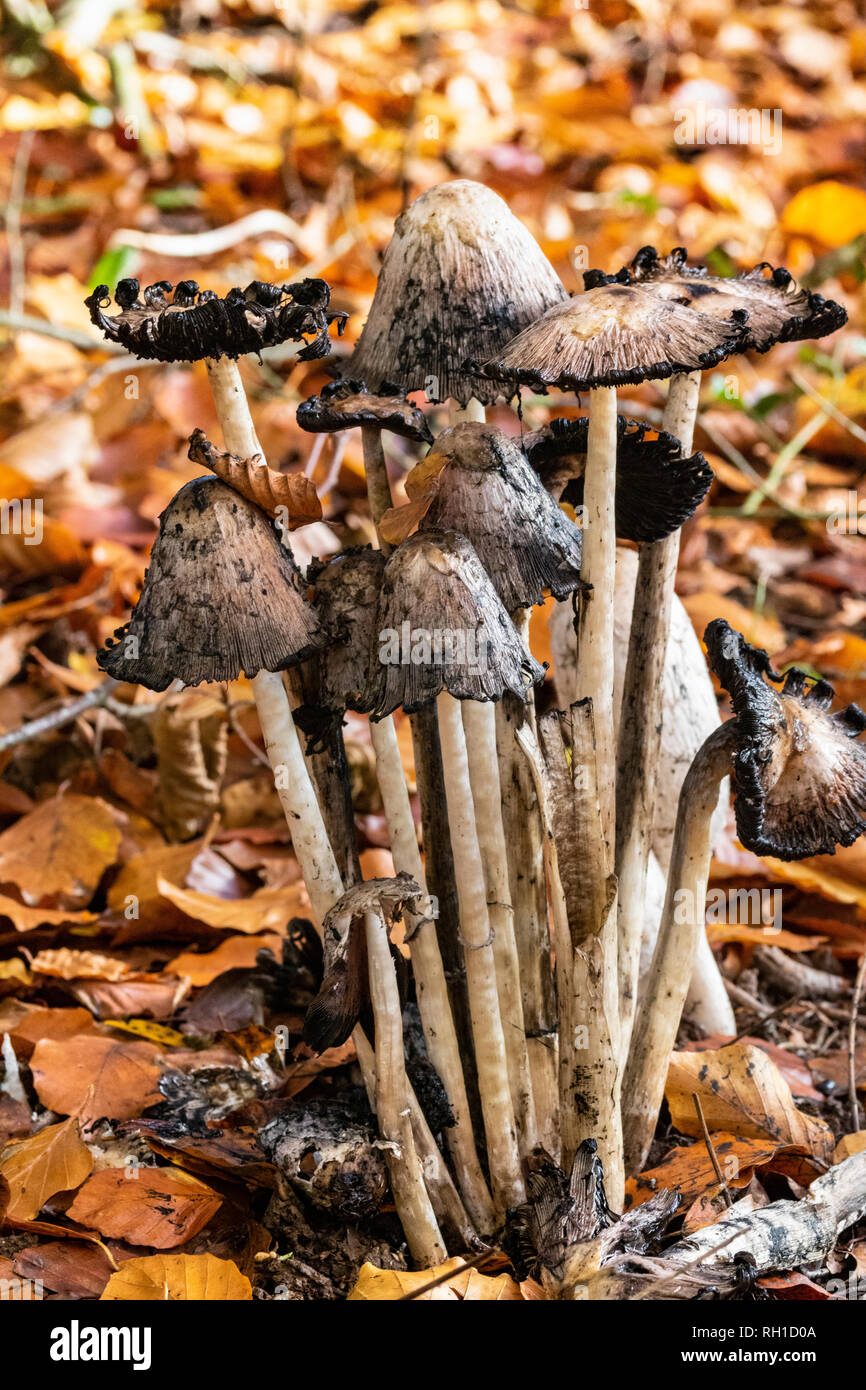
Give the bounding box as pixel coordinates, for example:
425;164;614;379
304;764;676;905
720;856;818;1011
0;310;127;354
692;1092;733;1208
7;130;35;317
730;993;805;1044
790;370;866;448
741;410;829;515
849;952;866;1133
225;698;270;767
0;679;160;751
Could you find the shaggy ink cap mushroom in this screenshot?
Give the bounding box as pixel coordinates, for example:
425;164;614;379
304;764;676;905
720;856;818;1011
384;422;584;609
704;618;866;860
477;281;748;393
585;247;847;352
98;476;327;691
297;379;433;445
372;529;544;717
304;873;424;1051
524;415;714;544
85;276;346;363
339;180;568;406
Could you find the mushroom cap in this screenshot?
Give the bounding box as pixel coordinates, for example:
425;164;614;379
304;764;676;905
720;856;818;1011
97;476;326;691
85;276;346;364
704;618;866;860
297;379;433;443
307;547;387;715
405;422;584;608
524;415;714;544
585;247;847;352
339;180;568;406
372;529;544;716
477;282;747;393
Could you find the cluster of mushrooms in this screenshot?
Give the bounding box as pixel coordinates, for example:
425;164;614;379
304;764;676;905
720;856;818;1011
87;181;866;1273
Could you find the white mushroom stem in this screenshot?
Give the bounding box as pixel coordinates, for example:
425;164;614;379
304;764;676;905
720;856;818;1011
361;426;394;537
449;400;487;425
615;369;702;1061
622;722;736;1175
252;669;446;1263
205;360;449;1260
369;714;495;1231
462;698;537;1154
437;690;525;1212
577;385;618;849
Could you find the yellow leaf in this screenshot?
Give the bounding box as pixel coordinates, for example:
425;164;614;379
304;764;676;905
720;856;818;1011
0;1117;92;1220
347;1258;524;1301
104;1019;186;1048
100;1253;251;1301
782;181;866;248
834;1132;866;1164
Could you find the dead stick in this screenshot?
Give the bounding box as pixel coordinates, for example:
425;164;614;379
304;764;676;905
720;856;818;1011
692;1093;732;1208
849;952;866;1133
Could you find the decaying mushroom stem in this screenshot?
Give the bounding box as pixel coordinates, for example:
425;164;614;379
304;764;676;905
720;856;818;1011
436;690;525;1212
576;386;618;848
622;721;737;1175
368;714;495;1230
615;369;703;1057
361;426;394;535
462;698;537;1154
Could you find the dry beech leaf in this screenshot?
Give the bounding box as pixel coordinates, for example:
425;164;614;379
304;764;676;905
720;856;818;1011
782;180;866;247
12;1240;116;1300
705;923;826;952
66;1167;222;1249
625;1133;798;1212
347;1259;525;1301
665;1045;834;1160
378;494;435;546
30;1034;163;1123
0;1116;92;1220
70;976;190;1021
168;932;284;987
188;430;322;528
834;1132;866;1163
9;1007;96;1057
157;876;303;933
683;592;786;656
100;1252;252;1301
0;794;121;908
151;698;228;842
29;948;131;981
0;892;97;934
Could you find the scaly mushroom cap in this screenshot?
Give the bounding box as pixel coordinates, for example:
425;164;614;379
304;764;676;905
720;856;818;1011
340;180;568;406
308;547;387;715
85;276;346;363
524;415;713;544
372;529;544;716
585;247;847;352
477;282;747;393
391;422;584;608
704;619;866;860
297;379;433;443
98;477;326;691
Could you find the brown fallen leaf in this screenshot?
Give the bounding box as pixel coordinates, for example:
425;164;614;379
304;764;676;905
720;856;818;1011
756;1272;830;1300
0;793;121;908
13;1241;117;1299
30;1034;163;1123
808;1047;866;1095
0;1116;92;1220
100;1252;252;1300
66;1167;223;1249
834;1132;866;1163
347;1258;526;1301
168;933;284;987
665;1045;834;1161
136;1126;275;1189
681;1036;824;1102
624;1133;799;1213
9;1006;96;1058
188;431;322;528
151;695;228;841
68;975;190;1020
158;877;303;933
29;948;131;981
0;891;97;934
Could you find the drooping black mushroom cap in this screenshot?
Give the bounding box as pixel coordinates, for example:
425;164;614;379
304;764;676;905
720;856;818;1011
409;422;584;608
476;282;748;393
304;873;424;1051
297;378;433;444
85;276;346;364
524;415;714;544
372;529;544;717
338;180;568;406
98;476;327;691
585;247;847;352
704;618;866;860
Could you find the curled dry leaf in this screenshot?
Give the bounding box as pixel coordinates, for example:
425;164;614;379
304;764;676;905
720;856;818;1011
157;876;303;933
168;932;284;987
0;794;121;909
68;977;189;1021
665;1044;834;1161
29;949;131;982
0;892;97;934
151;696;228;842
0;1116;92;1220
12;1240;117;1300
188;430;322;528
100;1252;252;1301
30;1034;163;1124
347;1258;526;1301
66;1166;223;1249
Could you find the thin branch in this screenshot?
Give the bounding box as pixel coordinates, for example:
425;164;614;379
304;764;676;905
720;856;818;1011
0;310;127;354
692;1092;733;1208
397;1249;492;1300
849;952;866;1133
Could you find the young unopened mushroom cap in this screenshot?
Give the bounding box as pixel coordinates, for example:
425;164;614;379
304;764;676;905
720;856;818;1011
85;276;346;363
478;282;747;393
98;477;326;691
390;422;584;608
372;529;544;716
340;180;568;405
585;247;847;352
307;547;387;715
297;379;433;444
704;618;866;860
524;415;714;544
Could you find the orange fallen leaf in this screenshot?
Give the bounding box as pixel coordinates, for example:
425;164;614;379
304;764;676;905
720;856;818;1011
168;933;284;986
66;1167;222;1249
157;877;304;933
31;1034;163;1123
0;893;97;934
100;1252;252;1301
9;1006;96;1058
0;1117;92;1220
0;794;121;908
682;592;785;655
625;1133;790;1213
347;1258;526;1301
